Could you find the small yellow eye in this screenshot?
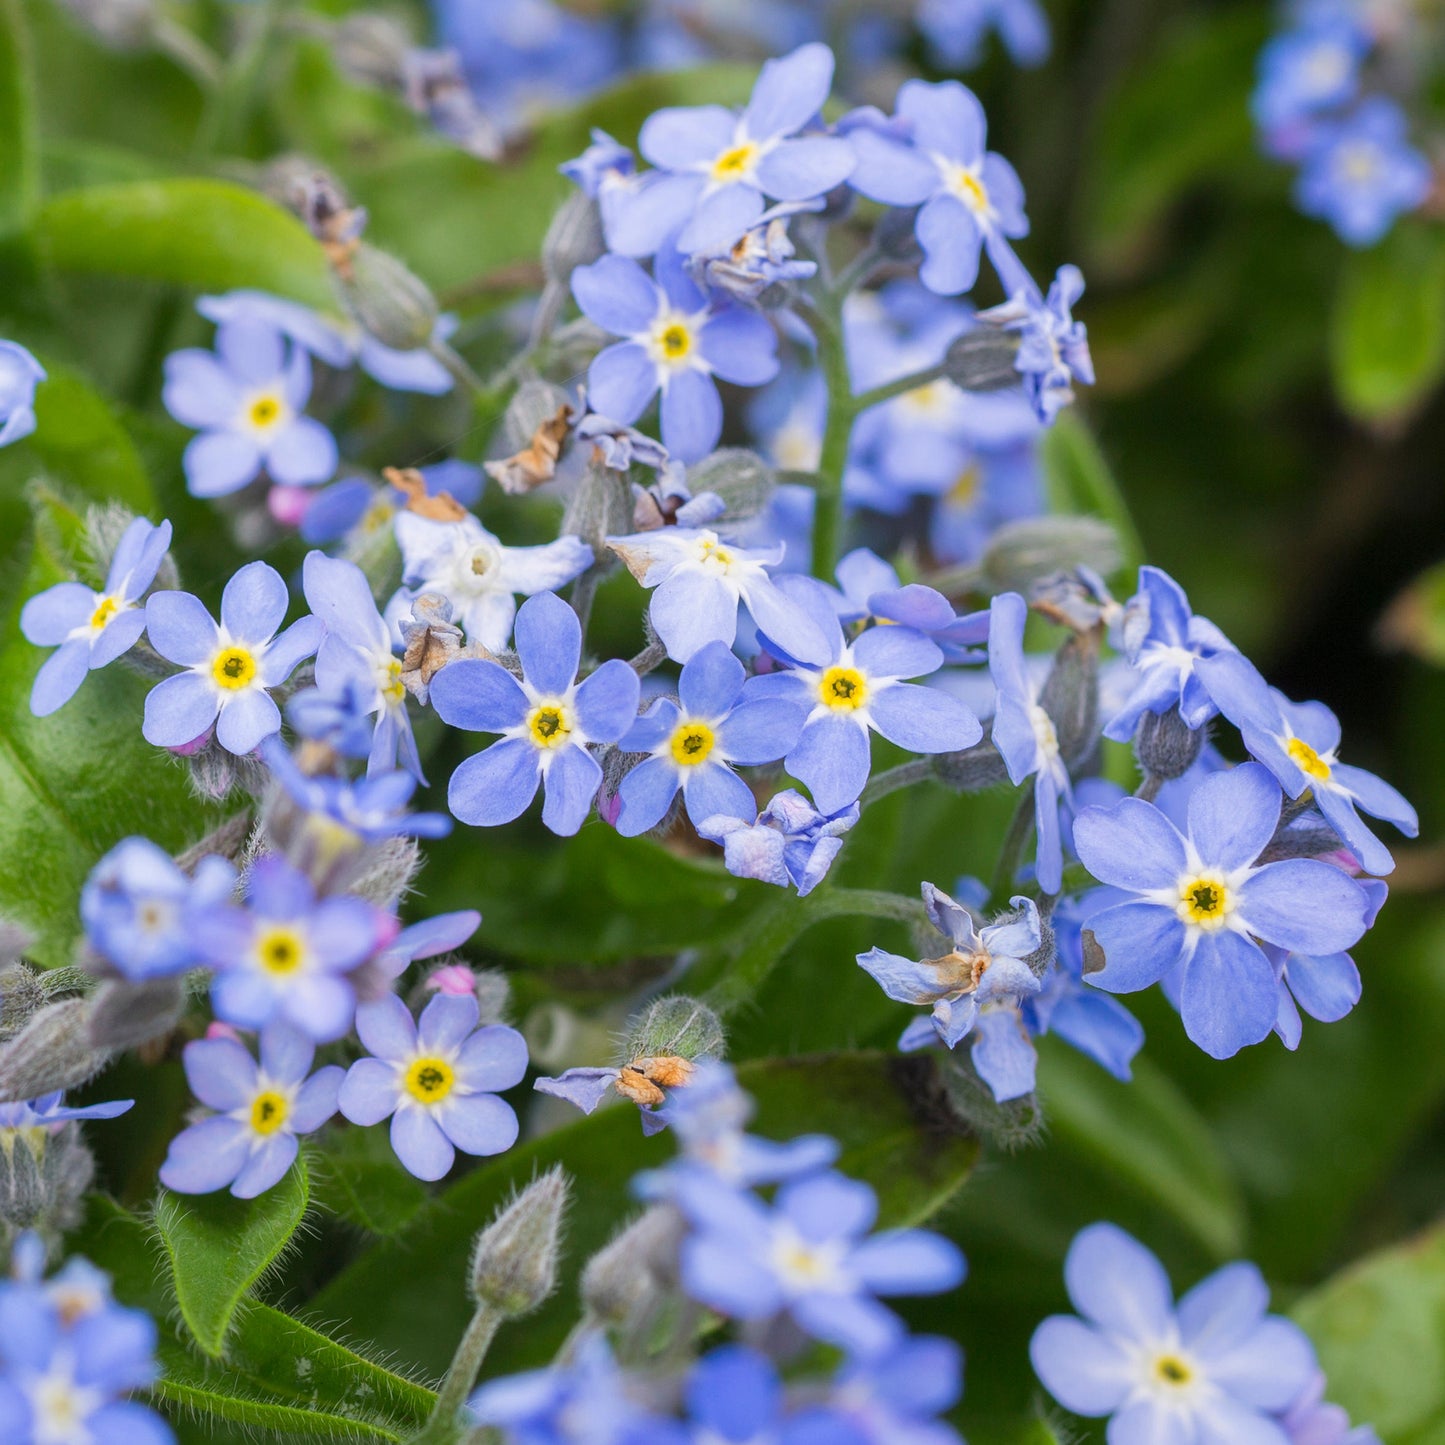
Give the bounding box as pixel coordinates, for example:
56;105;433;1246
944;164;990;213
528;704;572;749
90;596;121;630
211;646;257;690
256;928;305;975
1177;874;1233;930
1287;737;1332;782
819;666;868;711
1153;1354;1193;1386
250;1091;289;1135
711;142;759;180
247;394;283;430
670;721;716;767
404;1058;455;1103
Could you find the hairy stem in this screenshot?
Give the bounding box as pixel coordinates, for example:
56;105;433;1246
852;361;951;414
989;789;1038;904
810;301;855;580
413;1305;503;1445
859;757;936;807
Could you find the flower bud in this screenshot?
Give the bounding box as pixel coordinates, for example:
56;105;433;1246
0;962;45;1043
1037;629;1100;768
468;1168;571;1316
0;1122;95;1239
687;448;775;524
1133;705;1203;783
561;456;632;549
979;517;1122;597
580;1206;685;1322
87;977;186;1052
331;13;411;89
337;243;438;352
620;996;724;1068
943;329;1023;392
0;1001;111;1102
932;740;1010;793
936;1046;1042;1153
542;192;607;288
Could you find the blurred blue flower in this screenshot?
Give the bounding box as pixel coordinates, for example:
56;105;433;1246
673;1168;965;1356
1281;1370;1384;1445
142;561;323;755
683;1345;863;1444
827;1334;967;1445
21;516;172;716
1253;14;1369;132
81;836;236;981
560;128;634;197
160;1024;342;1198
429;591;640;836
299;461;483;546
1031;1223;1317;1441
339;991;527;1181
917;0;1050;68
991;264;1095;424
0;340;45;447
1073;763;1372;1058
1295;96;1431;245
616;640;805;836
197;854;385;1042
572;245;779;463
163;315;338;497
0;1092;133;1129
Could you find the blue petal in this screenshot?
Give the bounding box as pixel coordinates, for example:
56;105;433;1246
917;194;982;296
184;430;261;497
392;1107;454;1181
448;738;542;826
1064;1221;1174;1341
29;637;91;716
20;582;93;645
515;590;582;696
1286;950;1361;1023
717;697;806;765
159;1117;249;1194
679;639;744;717
1086;901;1186;994
142;672;220;748
145;590;218;666
1186;761;1280;871
616;756;681;837
868;682;981;754
436;1093;518;1157
651;570;737;660
660;370;723;464
221;560;289;644
216;688;281;755
571;254;661;337
588;342;658;423
1029;1315;1132;1416
1239;860;1368;954
743;43;834;140
897;77;987;159
755;135;857;199
681;760;755;829
1179;931;1278;1059
540;743;602;836
430;658;529;734
575;658;641;742
1073;797;1188;892
787;713;872;814
698;308;779;387
853;624;942;680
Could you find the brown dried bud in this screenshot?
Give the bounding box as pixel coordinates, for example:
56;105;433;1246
382;467;467;522
484;403;576;495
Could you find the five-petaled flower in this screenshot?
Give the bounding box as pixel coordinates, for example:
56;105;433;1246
163;315;338;497
1031;1223;1317;1443
160;1024;343;1198
572;244;780;463
21;516;173;717
142;560;324;755
338;991;528;1181
429;591;641;837
1073;762;1371;1059
615;640;805;836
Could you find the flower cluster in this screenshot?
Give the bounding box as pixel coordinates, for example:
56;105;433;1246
1253;2;1434;245
0;1234;173;1444
472;1062;968;1444
1032;1223;1381;1445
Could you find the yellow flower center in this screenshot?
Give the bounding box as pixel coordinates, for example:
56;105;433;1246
697;535;735;569
819;666;868;711
249;1091;289;1136
211;645;257;690
711;141;759;181
949;464;981;506
256;927;305;975
404;1057;455;1104
1153;1353;1193;1387
943;162;990;214
1177;873;1233;931
89;595;121;630
670;720;716;767
1339;142;1379;183
1287;736;1332;782
362;498;396;533
528;703;573;749
247;393;284;431
903;381;952;417
381;657;405;705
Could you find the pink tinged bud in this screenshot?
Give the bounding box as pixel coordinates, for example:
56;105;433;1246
426;964;477;996
205;1021;244;1043
267;484;313;528
1325;848;1362;875
168;727;215;757
597;786;623;829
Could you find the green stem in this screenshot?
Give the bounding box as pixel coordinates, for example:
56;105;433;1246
859;757;935;807
989;789;1038;904
152;18;223;88
810;302;855;580
412;1305;503;1445
701;886;925;1013
427;338;489;398
191;0;281;156
853;361;951;413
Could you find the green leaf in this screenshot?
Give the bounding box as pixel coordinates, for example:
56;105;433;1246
15;360;154;511
1038;1045;1247;1261
153;1158;311;1358
1330;220;1445;423
1040;411;1145;574
1082;10;1269;266
80;1196;436;1441
36;179;336;310
348;65;754;293
0;491;220;965
312;1124;429;1238
310;1052;978;1377
0;0;39;240
1292;1222;1445;1439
